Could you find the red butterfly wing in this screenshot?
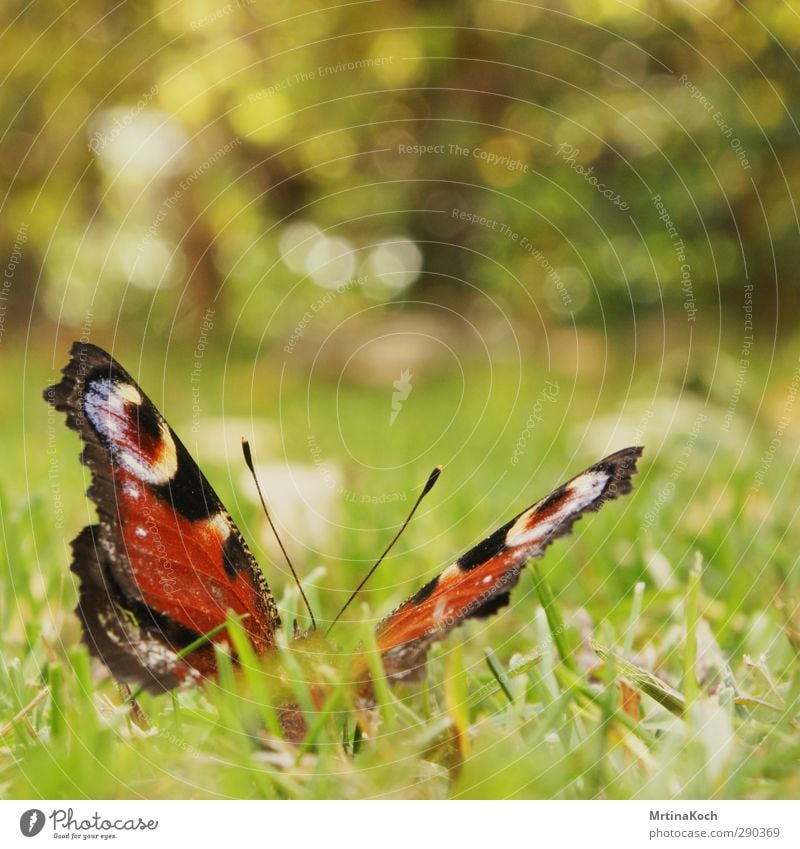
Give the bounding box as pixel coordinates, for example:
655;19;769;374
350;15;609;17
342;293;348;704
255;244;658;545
376;447;643;681
46;342;281;692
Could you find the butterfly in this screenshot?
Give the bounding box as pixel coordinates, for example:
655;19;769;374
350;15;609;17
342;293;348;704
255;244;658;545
45;341;642;739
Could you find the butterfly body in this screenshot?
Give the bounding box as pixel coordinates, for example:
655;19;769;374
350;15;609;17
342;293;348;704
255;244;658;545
46;342;642;737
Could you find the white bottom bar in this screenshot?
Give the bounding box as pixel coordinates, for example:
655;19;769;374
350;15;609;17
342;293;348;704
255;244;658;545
1;800;797;848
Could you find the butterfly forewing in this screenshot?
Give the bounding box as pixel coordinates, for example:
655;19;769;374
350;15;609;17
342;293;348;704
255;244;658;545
46;342;281;692
375;447;643;681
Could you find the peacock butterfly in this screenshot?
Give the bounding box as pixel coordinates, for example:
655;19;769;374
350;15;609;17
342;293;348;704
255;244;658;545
45;341;642;739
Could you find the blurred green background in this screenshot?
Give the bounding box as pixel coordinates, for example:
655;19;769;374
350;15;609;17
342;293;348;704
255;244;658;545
2;0;798;559
2;0;800;800
2;1;797;335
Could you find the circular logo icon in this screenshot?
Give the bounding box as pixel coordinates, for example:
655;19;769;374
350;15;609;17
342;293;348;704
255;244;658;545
19;809;46;837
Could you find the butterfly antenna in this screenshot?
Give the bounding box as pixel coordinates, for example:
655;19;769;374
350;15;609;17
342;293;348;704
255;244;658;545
326;465;442;636
242;439;316;630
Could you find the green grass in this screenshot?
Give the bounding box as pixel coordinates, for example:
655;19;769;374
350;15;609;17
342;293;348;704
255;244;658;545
1;341;799;799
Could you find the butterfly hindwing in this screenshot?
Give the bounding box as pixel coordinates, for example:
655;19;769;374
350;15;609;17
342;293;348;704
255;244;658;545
45;342;281;692
375;447;643;681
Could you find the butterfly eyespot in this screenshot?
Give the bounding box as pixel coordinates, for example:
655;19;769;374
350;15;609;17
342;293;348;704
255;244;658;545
135;527;148;539
84;377;180;486
116;423;178;485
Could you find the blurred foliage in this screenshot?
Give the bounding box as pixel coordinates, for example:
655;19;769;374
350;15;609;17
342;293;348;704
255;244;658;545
1;0;798;348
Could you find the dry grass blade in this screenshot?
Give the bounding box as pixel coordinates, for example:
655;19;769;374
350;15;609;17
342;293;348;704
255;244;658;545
591;641;686;718
0;687;49;739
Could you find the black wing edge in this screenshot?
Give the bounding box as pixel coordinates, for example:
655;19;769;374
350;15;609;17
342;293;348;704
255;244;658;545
378;445;644;683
